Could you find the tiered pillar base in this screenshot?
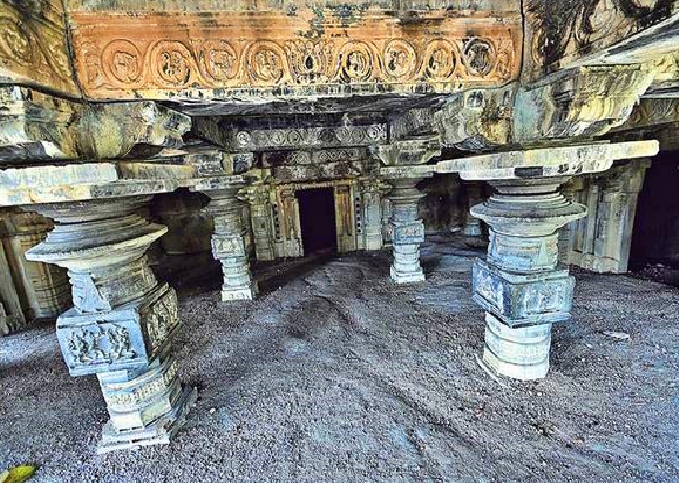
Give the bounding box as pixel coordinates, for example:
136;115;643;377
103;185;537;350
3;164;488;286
471;178;586;379
26;196;195;452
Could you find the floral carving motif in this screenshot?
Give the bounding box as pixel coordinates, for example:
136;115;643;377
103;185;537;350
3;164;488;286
102;39;141;84
248;41;285;83
152;41;192;86
0;18;33;63
464;39;495;77
384;40;417;80
201;40;238;81
286;40;334;83
339;42;374;81
422;40;456;81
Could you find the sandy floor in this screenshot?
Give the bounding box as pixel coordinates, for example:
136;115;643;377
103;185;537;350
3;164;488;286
1;235;678;482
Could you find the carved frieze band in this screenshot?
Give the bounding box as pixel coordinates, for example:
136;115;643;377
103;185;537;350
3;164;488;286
69;12;520;98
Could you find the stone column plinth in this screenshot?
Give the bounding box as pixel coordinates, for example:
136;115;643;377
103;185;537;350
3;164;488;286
387;178;427;283
471;177;586;380
25;196;195;453
462;181;485;237
202;182;257;302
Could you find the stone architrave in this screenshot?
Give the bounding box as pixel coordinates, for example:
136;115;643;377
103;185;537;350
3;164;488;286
376;137;441;284
197;177;258;301
25;196;196;453
471;177;586;379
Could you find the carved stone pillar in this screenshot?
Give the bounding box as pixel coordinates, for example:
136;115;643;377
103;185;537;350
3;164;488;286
25;196;195;453
471;177;586;379
201;181;258;302
376;136;441;284
462;181;485;237
387;178;427;283
0;209;71;322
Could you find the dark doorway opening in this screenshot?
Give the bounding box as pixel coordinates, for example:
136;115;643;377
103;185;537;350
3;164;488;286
297;187;337;255
630;150;679;269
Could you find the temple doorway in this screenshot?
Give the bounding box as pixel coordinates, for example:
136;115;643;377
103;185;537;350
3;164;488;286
296;187;338;255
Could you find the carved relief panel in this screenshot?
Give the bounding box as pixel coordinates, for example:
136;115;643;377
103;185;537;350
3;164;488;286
68;8;522;99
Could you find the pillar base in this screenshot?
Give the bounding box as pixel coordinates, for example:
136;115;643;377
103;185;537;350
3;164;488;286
97;385;197;454
221;283;258;301
390;265;425;284
482;313;551;380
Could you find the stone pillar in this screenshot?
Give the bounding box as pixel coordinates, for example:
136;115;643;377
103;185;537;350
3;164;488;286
202;183;258;302
25;196;195;453
471;177;587;380
0;209;71;322
462;181;484;237
376;136;441;284
387;178;427;283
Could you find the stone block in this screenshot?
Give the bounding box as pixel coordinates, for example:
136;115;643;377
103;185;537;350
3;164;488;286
212;235;246;258
98;385;197;455
222;286;257;302
392;220;425;245
57;284;180;376
482;313;551;380
98;357;182;431
473;259;574;327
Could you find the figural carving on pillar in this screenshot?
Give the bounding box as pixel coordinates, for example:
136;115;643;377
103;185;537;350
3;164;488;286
471;177;587;380
25;196;195;453
199;178;258;302
376;137;441;284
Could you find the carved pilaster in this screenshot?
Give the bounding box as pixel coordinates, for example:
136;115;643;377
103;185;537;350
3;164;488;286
377;137;441;284
201;180;258;302
25;196;195;453
359;179;387;252
243;183;276;262
0;209;71;323
471;177;587;380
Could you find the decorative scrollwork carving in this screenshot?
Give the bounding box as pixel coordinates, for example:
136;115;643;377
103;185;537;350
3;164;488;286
201;40;238;81
151;41;193;86
422;40;456;81
0;17;34;63
102;39;142;84
464;39;495;77
248;41;286;83
339;41;374;82
384;40;417;80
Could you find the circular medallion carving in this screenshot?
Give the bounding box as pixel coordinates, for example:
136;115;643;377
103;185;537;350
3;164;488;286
201;40;238;81
422;40;456;81
464;39;495;77
248;41;285;83
151;41;192;86
339;42;374;82
384;40;416;80
236;131;252;147
0;18;34;63
102;39;142;84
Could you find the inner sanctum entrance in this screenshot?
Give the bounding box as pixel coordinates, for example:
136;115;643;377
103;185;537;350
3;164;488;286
297;187;338;255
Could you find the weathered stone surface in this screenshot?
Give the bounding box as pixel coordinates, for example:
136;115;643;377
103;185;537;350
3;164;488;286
0;0;79;96
65;1;521;100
